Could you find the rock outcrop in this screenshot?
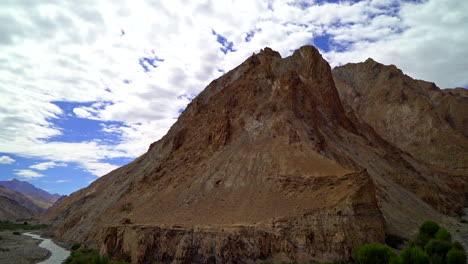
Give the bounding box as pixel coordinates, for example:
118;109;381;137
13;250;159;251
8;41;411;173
42;46;467;263
333;59;468;172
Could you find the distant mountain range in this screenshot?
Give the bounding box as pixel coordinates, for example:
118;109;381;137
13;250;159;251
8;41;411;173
0;179;63;221
0;186;43;221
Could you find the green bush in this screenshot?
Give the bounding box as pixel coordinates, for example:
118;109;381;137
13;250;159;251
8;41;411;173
415;232;431;248
113;261;132;264
0;220;49;231
424;239;451;263
385;234;405;249
400;247;429;264
460;219;467;223
314;260;348;264
64;248;100;264
23;221;28;225
71;243;82;251
64;248;119;264
434;228;451;241
92;255;109;264
355;243;397;264
446;248;467;264
452;241;464;251
419;221;440;237
12;231;20;235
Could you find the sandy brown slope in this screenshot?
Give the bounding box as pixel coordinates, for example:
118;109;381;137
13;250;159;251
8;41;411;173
41;46;467;264
0;186;43;221
332;59;468;172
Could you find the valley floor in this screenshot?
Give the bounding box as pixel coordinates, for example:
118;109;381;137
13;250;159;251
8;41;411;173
0;230;50;264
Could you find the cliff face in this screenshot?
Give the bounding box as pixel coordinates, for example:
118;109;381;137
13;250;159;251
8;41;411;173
332;59;468;172
42;46;467;263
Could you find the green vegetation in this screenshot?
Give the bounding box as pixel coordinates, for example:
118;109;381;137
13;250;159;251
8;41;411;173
64;248;102;264
434;228;451;242
0;219;48;231
446;248;466;264
113;261;132;264
452;241;464;251
256;261;345;264
385;234;405;249
419;221;440;237
415;221;440;248
425;239;452;263
254;260;345;264
12;231;21;235
93;255;110;264
71;243;82;251
354;221;466;264
355;244;397;264
400;246;429;264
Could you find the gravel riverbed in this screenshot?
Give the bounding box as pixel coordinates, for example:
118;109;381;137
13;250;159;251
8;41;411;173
0;230;50;264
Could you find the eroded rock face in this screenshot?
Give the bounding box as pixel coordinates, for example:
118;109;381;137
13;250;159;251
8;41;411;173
333;59;468;172
41;46;467;263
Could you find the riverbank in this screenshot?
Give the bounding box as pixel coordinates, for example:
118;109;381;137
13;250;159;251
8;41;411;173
0;230;50;264
24;232;70;264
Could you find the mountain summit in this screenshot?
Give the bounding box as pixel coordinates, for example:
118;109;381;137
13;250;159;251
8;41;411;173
0;179;62;210
42;46;467;264
333;59;468;171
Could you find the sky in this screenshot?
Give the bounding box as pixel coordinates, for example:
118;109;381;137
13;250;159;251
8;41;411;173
0;0;467;195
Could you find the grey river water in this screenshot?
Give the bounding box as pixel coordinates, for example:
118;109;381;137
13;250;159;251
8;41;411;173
23;233;70;264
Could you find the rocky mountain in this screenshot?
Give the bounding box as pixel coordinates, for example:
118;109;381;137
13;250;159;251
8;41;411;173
0;186;44;221
45;194;68;213
0;179;62;209
41;46;467;264
332;59;468;172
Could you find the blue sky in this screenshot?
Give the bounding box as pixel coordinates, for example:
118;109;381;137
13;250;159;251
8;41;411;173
0;0;467;195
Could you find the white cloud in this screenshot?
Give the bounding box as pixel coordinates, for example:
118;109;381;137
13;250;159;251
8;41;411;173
0;0;466;180
0;155;15;164
15;169;45;179
0;139;128;177
73;108;92;119
56;179;69;183
30;161;67;171
79;162;119;177
323;0;468;88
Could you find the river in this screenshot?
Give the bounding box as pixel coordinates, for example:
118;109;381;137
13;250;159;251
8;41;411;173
23;233;70;264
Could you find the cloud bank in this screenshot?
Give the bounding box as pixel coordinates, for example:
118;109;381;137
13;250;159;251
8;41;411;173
0;0;466;179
